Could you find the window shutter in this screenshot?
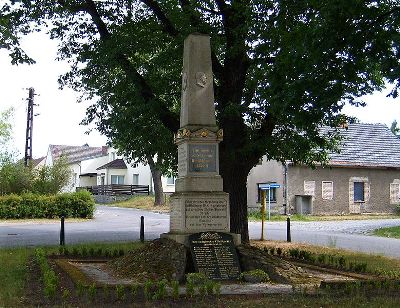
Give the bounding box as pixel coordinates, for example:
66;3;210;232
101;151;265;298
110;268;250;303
390;183;400;204
322;181;333;200
304;181;315;196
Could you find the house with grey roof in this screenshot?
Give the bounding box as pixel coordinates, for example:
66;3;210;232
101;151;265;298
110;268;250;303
247;123;400;215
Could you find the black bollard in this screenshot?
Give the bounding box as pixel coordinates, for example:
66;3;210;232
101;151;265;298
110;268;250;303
60;216;65;246
286;216;291;242
140;216;144;243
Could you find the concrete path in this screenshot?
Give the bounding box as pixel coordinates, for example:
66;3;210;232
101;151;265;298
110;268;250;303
1;206;400;259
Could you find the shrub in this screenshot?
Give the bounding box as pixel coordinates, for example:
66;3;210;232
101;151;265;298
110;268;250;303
0;190;94;219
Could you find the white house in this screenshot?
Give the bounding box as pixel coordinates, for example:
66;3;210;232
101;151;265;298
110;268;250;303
44;144;176;194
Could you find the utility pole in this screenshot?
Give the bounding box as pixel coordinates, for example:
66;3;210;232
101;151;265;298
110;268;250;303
24;87;35;167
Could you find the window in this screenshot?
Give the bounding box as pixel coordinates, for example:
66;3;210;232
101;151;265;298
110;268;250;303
110;152;116;161
111;175;124;185
167;177;175;185
257;183;277;203
304;181;316;196
354;182;364;202
132;174;139;185
322;181;333;200
390;183;400;204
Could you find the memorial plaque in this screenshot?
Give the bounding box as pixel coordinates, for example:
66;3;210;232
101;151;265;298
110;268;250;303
185;198;228;230
189;144;217;173
189;232;241;280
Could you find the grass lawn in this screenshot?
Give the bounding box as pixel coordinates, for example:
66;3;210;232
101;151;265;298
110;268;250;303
373;226;400;239
1;241;400;307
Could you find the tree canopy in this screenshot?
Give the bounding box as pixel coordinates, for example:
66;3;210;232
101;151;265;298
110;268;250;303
2;0;399;241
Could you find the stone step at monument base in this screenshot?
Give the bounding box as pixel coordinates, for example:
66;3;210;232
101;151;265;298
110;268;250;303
175;176;223;192
160;232;241;247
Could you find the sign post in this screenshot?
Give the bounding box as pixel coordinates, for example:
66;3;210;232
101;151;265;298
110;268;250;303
259;183;281;240
261;190;266;240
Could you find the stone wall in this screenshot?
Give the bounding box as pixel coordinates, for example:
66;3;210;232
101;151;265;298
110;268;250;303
288;166;400;215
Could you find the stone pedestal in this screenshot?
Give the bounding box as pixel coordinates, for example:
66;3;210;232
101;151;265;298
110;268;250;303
161;33;241;246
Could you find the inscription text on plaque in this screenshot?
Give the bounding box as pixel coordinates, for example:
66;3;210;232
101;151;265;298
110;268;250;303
189;232;241;280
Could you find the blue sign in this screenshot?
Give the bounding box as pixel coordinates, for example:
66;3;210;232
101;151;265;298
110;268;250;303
259;183;281;190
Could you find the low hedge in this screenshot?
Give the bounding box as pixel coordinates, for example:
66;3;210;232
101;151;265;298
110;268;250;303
0;190;95;219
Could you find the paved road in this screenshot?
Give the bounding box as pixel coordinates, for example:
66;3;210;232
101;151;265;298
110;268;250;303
1;206;400;258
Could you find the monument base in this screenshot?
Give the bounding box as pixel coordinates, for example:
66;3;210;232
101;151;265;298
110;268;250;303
160;232;241;247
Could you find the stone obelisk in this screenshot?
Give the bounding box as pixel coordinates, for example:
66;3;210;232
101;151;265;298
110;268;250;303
162;33;240;246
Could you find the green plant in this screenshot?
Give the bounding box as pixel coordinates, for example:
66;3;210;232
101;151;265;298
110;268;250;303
240;269;270;283
81;247;88;257
34;248;58;299
186;280;195;298
153;279;168;300
76;282;86;297
62;289;70;301
170;280;179;300
144;279;154;301
115;284;125;300
317;254;326;265
214;282;221;296
88;283;97;301
96;248;103;257
186;272;208;285
131;284;139;299
338;256;346;268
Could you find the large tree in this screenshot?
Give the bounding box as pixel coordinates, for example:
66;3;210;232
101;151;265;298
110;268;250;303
2;0;399;242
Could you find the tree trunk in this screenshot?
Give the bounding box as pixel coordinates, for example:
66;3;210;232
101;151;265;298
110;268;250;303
221;162;251;244
146;155;164;206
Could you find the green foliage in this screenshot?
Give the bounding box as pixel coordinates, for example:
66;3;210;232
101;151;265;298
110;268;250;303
34;248;58;298
185;273;220;297
31;157;72;195
0;190;94;219
240;269;270;283
143;279;154;301
130;283;139;299
170;280;179;300
152;279;168;300
390;120;400;135
88;283;97;301
0;157;72;196
0;161;33;195
115;284;125;301
0;108;13;151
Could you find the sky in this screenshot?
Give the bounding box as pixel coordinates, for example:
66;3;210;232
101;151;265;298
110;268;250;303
1;32;399;159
